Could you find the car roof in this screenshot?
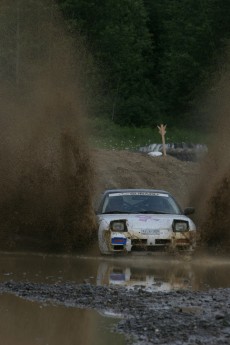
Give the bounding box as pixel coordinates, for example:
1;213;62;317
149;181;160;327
103;189;170;195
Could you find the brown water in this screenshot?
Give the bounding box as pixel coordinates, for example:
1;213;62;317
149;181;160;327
191;73;230;246
0;252;230;344
0;0;96;252
0;294;125;345
1;252;230;290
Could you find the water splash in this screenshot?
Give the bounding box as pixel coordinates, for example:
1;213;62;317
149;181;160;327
0;0;96;251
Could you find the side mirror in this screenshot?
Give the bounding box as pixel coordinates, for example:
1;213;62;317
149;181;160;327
184;207;195;215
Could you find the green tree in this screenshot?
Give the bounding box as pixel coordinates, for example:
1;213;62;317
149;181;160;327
144;0;230;127
58;0;160;126
59;0;230;128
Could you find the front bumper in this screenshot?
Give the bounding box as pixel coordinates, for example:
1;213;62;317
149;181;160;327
100;229;196;254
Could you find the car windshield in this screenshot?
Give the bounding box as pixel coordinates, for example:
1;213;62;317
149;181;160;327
101;192;181;215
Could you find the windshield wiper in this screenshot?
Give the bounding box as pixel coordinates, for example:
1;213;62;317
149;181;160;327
103;211;132;214
138;211;169;214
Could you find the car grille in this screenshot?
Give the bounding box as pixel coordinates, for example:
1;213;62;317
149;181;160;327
155;239;171;245
113;245;124;251
131;239;147;245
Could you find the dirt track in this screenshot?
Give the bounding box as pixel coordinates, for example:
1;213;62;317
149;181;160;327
93;149;200;208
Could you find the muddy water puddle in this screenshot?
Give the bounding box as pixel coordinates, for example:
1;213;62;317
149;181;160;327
1;252;230;291
0;252;230;345
0;293;125;345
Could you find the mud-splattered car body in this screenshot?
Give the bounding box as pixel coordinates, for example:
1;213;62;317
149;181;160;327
97;189;196;254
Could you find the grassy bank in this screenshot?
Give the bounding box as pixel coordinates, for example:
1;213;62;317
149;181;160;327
88;117;209;150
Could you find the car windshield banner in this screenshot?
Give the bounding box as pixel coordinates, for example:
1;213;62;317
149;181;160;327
109;192;169;197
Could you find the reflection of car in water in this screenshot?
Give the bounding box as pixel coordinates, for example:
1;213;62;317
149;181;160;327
109;267;130;285
97;261;194;292
96;189;196;255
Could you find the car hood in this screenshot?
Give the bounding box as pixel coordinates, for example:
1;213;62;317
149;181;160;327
98;213;195;230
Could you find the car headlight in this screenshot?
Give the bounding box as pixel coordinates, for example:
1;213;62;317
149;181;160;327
173;220;189;232
110;220;126;232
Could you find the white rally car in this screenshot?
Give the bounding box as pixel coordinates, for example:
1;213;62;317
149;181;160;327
97;189;196;254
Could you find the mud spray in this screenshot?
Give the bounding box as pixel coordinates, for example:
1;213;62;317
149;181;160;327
0;0;96;251
192;73;230;249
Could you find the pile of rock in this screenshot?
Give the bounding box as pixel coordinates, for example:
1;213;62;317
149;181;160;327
139;143;208;161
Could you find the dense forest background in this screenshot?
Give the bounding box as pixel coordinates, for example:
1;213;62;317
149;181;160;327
1;1;230;129
57;0;230;129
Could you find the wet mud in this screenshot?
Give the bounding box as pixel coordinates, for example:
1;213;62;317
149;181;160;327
201;175;230;247
0;0;96;251
0;281;229;345
191;74;230;248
